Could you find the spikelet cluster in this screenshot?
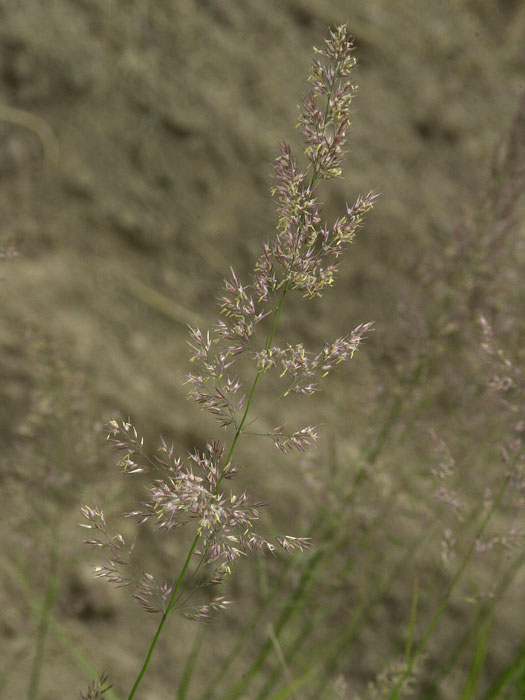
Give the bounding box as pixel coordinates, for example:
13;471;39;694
79;673;111;700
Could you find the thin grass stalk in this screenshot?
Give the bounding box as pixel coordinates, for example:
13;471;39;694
252;495;405;700
241;321;476;700
386;464;516;700
427;551;525;699
404;578;419;665
259;525;433;700
177;625;206;700
216;487;373;699
306;524;433;699
219;449;414;700
267;667;320;700
27;514;60;700
199;480;352;700
478;638;525;700
198;549;306;700
219;548;324;700
267;624;297;700
458;611;493;700
243;463;391;693
126;533;200;699
261;523;433;700
254;444;443;697
200;477;356;700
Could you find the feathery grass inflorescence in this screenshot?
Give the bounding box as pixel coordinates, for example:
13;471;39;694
79;673;112;700
0;239;18;262
479;315;524;524
81;25;375;697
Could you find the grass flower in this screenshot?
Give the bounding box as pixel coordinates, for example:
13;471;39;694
79;673;112;700
81;24;375;698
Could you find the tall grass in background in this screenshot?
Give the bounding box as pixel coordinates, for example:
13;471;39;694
2;22;524;700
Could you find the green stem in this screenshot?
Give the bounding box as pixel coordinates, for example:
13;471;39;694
478;637;525;700
178;625;206;700
387;467;514;700
427;550;525;699
310;524;433;700
260;525;433;700
27;513;60;700
127;535;199;700
207;447;401;700
221;548;324;700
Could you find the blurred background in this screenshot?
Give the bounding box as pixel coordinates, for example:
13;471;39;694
1;1;524;699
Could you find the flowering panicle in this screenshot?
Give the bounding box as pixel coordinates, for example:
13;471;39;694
0;239;18;262
265;34;377;297
428;429;466;522
83;28;371;695
79;674;111;700
300;25;358;180
276;535;312;552
267;142;376;299
218;267;272;347
106;419;147;474
185;325;245;428
331;656;424;700
428;318;525;573
480;316;525;509
269;425;319;454
130;572;174;614
480;316;523;429
181;594;232;622
181;25;374;449
425;92;525;327
254;322;373;396
474;529;524;555
80;505;138;591
425;428;463;566
87;420;312;616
